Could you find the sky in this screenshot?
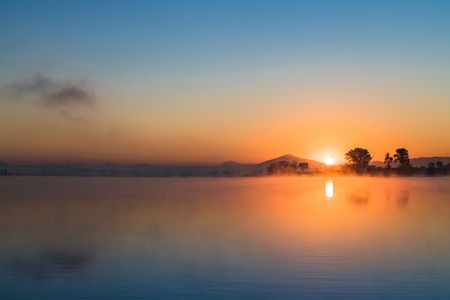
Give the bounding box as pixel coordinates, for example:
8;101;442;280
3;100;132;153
1;0;450;165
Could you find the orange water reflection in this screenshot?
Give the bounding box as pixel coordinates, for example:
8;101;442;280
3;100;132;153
1;177;448;259
325;180;333;200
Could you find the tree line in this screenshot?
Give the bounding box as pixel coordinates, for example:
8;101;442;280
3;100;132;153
266;161;309;175
265;148;449;176
344;147;450;176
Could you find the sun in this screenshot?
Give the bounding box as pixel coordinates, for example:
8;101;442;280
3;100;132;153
325;156;334;165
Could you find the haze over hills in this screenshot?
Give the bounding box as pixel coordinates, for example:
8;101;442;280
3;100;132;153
2;154;324;177
370;157;450;168
1;155;449;176
259;154;325;170
214;154;326;176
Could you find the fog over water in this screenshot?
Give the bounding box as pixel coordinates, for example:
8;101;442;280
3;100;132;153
1;177;449;299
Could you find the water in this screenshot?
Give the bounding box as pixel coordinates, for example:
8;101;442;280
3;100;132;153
1;176;449;299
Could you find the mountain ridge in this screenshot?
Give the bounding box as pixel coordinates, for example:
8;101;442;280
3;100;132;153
371;157;450;168
1;154;324;176
2;155;449;176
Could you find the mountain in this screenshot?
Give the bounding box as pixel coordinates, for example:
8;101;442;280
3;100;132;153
217;161;252;167
212;154;326;176
5;155;325;176
410;157;450;167
7;155;448;176
371;157;450;168
257;154;325;171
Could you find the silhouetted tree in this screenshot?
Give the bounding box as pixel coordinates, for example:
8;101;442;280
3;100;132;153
266;161;298;175
427;162;436;175
384;152;393;168
298;162;309;172
436;161;443;170
345;148;372;174
393;148;410;169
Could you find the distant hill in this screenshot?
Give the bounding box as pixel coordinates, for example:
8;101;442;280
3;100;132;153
257;154;325;171
371;157;450;168
213;154;325;176
6;155;449;176
5;154;326;176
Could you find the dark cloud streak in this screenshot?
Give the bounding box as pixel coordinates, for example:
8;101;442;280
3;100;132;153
47;86;94;107
1;73;95;108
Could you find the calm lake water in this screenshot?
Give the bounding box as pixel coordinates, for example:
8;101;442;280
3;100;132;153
1;176;449;299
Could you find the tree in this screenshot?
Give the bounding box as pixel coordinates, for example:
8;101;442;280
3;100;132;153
393;148;410;169
345;148;372;174
427;162;436;175
384;152;393;168
298;162;309;172
266;161;298;175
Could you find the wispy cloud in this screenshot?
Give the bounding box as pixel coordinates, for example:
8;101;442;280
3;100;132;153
1;73;95;108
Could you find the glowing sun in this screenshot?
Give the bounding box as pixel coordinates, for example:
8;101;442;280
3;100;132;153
325;156;334;165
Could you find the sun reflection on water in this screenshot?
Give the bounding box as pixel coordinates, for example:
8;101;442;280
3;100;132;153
325;180;333;200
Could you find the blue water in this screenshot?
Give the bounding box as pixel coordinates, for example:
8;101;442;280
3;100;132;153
1;176;449;299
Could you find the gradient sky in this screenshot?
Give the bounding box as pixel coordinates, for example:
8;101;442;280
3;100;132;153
1;0;449;165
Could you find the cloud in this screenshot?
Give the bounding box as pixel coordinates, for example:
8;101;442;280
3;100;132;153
1;73;95;108
46;86;94;106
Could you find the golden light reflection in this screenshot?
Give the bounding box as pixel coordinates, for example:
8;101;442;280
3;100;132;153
325;180;333;200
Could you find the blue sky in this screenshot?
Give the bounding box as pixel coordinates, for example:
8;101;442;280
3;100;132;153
3;0;449;79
